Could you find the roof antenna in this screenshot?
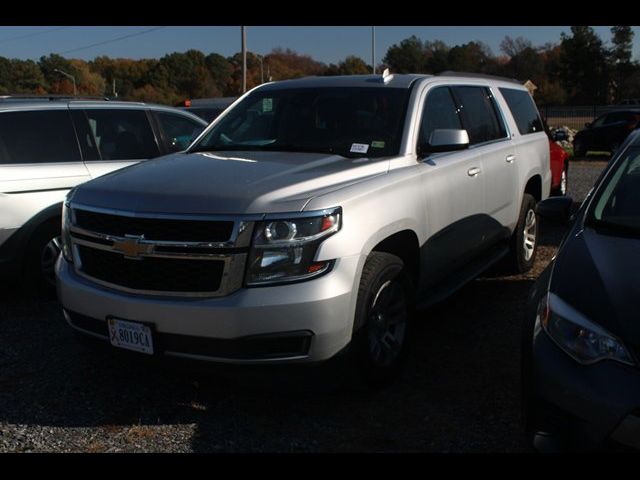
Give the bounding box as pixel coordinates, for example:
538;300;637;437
381;68;393;84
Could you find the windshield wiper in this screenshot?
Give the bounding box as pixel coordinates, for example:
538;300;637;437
190;143;367;158
256;144;366;158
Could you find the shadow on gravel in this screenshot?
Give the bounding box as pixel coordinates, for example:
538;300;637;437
0;223;571;452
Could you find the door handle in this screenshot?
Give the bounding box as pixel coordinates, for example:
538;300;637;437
467;167;481;177
506;154;516;163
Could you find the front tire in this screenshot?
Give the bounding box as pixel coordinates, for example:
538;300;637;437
573;140;586;158
22;218;61;298
346;252;413;388
507;194;538;274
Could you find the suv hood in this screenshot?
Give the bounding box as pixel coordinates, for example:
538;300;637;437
70;151;390;214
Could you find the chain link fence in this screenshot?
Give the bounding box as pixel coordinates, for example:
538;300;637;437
539;104;638;130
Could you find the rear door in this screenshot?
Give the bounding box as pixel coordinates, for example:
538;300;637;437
452;85;517;238
70;107;161;179
0;108;89;232
417;86;487;287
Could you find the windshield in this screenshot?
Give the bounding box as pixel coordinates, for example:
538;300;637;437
189;87;410;158
588;146;640;235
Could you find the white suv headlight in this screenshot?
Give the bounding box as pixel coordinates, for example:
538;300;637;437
537;292;635;366
246;208;341;286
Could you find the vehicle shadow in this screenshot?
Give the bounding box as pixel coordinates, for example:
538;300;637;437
0;219;565;453
0;223;571;452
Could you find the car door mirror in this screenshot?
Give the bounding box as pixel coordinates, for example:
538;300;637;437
585;122;592;128
536;196;575;224
421;129;470;155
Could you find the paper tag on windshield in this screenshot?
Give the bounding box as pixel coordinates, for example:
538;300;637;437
263;98;273;112
350;143;369;154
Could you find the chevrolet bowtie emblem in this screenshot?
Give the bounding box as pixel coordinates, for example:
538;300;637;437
112;235;153;259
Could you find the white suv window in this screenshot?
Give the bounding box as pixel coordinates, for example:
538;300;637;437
0;110;81;164
452;86;507;145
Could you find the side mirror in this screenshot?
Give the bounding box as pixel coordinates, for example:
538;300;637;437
421;129;470;155
585;122;592;128
536;197;575;224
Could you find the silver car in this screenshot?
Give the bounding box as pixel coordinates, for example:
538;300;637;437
0;96;207;292
56;73;551;385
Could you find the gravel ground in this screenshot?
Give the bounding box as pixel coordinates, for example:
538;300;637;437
0;161;606;453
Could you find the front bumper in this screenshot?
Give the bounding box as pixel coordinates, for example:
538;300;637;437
531;326;640;450
56;254;362;364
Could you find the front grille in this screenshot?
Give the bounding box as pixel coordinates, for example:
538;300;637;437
74;209;234;242
77;246;224;293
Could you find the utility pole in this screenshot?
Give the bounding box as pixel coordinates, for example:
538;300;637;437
241;26;247;93
371;26;376;74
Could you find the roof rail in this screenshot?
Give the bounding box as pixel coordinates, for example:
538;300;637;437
436;71;522;85
0;94;112;101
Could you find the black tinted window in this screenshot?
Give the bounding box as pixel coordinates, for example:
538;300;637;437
420;87;463;146
454;86;507;144
0;110;80;164
156;112;205;152
499;88;543;135
193;87;410;158
83;109;159;160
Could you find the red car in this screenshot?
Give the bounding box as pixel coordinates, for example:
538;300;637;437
549;139;569;196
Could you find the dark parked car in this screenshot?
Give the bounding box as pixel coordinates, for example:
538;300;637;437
178;97;237;123
523;129;640;451
573;110;640;157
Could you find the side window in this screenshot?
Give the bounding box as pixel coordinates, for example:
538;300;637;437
156;112;205;152
604;112;627;124
591;115;606;128
0;110;81;165
419;87;463;146
82;109;160;160
498;87;544;135
453;86;507;145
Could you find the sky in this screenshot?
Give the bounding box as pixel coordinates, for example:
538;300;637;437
0;26;638;65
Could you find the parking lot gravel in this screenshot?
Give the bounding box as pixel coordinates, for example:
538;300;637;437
0;159;607;453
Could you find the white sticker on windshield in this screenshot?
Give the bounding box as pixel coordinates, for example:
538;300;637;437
350;143;369;154
263;98;273;112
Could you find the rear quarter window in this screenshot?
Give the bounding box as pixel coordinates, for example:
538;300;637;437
499;88;543;135
0;110;81;164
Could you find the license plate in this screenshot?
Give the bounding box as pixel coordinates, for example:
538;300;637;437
107;318;154;355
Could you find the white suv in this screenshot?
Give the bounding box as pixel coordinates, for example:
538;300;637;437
57;73;551;384
0;97;207;292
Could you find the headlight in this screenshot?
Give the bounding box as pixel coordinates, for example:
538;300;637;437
246;207;341;286
61;201;73;263
538;292;635;366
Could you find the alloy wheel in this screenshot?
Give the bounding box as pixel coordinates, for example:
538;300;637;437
367;279;407;367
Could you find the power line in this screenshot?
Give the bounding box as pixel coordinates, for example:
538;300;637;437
0;26;72;45
58;26;167;55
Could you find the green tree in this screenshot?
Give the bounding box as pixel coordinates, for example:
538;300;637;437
610;26;637;102
337;56;370;75
383;36;426;73
559;26;610;103
448;41;492;73
9;59;47;93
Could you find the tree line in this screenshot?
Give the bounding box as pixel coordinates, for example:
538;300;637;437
0;26;636;106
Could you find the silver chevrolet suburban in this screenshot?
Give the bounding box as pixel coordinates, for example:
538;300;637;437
56;72;550;384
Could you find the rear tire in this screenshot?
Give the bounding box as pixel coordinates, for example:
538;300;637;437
22;218;61;299
342;252;413;388
507;194;538;274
